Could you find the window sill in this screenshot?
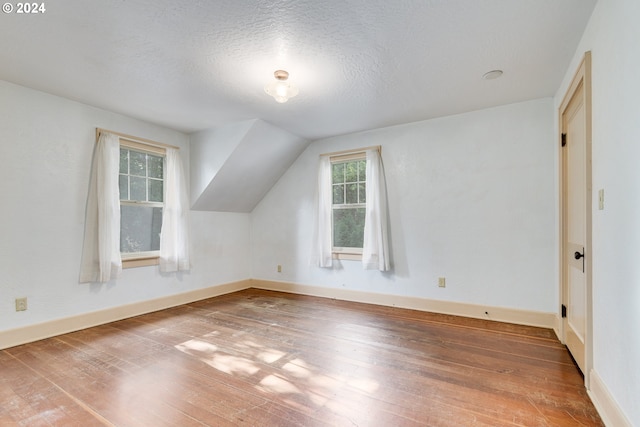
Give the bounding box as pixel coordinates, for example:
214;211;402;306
332;252;362;261
122;256;159;269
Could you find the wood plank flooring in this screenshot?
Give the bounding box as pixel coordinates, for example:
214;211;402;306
0;288;603;426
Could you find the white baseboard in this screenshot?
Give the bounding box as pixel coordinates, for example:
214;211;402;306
553;313;563;342
588;369;632;427
251;279;556;329
0;279;251;350
0;278;557;350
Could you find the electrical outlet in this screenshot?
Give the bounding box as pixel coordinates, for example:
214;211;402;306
277;264;282;273
438;277;446;288
15;297;27;312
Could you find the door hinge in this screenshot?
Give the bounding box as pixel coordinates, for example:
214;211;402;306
561;304;567;318
561;133;567;147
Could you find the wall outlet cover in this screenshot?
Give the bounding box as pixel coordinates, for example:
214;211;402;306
15;297;28;311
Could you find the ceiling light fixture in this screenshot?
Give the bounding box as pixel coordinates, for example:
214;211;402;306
264;70;299;103
483;69;504;80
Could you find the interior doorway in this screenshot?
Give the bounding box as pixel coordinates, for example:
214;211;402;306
559;51;592;383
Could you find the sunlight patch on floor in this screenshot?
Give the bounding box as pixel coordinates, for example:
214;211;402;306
175;339;218;354
257;348;286;364
258;374;301;395
206;354;261;375
282;361;311;378
175;338;260;376
175;333;380;410
347;377;380;393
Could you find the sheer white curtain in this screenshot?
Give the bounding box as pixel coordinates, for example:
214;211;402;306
79;132;122;283
310;155;333;267
362;148;390;271
159;148;191;272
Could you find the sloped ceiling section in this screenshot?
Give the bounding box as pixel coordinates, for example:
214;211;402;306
190;119;309;212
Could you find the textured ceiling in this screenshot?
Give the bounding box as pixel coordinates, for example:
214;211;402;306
0;0;596;140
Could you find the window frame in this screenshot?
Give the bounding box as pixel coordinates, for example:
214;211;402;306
330;151;367;259
118;139;166;269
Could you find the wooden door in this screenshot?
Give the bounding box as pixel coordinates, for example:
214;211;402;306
560;53;592;375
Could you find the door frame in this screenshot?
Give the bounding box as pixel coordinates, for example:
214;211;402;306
558;51;593;387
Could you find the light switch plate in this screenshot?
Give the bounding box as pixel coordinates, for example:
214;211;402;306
598;189;604;210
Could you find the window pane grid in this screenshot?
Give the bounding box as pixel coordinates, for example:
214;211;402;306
332;159;366;207
331;157;366;250
119;147;165;256
119;148;164;203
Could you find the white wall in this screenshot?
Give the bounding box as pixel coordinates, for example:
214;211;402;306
0;80;251;332
191;119;310;213
190;119;254;205
554;0;640;424
252;98;556;313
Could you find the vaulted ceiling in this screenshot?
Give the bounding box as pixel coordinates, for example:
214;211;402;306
0;0;596;141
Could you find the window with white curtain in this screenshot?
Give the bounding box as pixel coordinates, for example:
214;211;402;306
79;130;190;283
311;147;390;271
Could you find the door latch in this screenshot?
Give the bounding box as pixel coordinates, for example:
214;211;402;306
574;249;585;272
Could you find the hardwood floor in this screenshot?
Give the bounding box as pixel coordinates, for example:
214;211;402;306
1;289;603;426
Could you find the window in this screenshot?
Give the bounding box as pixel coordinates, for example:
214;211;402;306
331;153;366;254
118;144;165;261
311;147;389;270
80;130;190;283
